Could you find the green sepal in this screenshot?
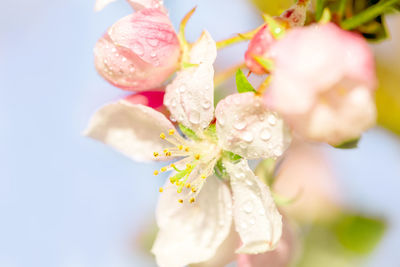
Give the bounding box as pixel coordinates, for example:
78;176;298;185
214;159;228;179
204;124;217;141
261;14;286;39
254;56;275;72
334;138;360;149
222;150;242;163
182;62;199;69
235;69;256;93
179;124;200;141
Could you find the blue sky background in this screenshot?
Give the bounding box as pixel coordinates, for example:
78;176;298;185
0;0;399;266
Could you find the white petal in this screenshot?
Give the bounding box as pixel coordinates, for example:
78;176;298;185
189;30;217;65
84;100;174;162
127;0;166;11
192;225;239;267
152;175;232;267
94;0;117;11
224;159;282;254
216;92;291;159
164;31;216;134
164;64;214;134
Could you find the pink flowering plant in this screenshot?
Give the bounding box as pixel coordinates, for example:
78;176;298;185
86;0;396;266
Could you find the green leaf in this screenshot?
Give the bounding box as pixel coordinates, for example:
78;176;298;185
333;213;387;254
334;138;360;149
254;56;275;72
204;124;217;141
235;69;256;93
222;150;242;162
341;0;399;30
178;124;200;141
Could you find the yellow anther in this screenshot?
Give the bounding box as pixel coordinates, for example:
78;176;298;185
161;167;167;172
194;154;201;160
163;149;168;153
153;152;159;157
191;187;197;193
170;178;175;184
189;197;195;203
160;133;166;139
178;199;183;203
170;163;176;168
178;145;183;150
186;163;192;169
201;174;206;179
176;181;181;186
166;152;172;157
184;147;190;152
185;183;191;188
168;129;175;135
159;187;163;193
153;170;159;176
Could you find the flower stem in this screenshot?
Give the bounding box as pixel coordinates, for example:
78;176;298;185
215;26;263;49
256;75;272;95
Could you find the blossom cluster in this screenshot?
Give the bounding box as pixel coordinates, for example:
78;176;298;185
85;0;377;266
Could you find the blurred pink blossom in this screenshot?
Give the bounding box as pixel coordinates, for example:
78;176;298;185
94;8;180;91
265;23;377;145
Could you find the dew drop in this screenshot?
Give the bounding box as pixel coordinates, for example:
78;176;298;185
129;66;136;73
170;98;177;107
189;111;200;124
122;57;127;62
201;99;211;109
249;217;256;225
243;200;254;213
147;39;159;47
178;85;186;93
241;222;248;229
260;129;271;141
241;131;254;143
150;51;157;58
111;47;117;53
245;179;253;186
234;121;247;131
218;117;225;126
132;42;144;56
268;114;277;125
274;148;283;157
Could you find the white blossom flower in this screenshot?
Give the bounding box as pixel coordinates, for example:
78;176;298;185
85;31;291;267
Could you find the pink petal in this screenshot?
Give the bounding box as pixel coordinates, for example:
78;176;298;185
127;0;164;11
124;91;165;109
244;25;275;74
94;9;180;91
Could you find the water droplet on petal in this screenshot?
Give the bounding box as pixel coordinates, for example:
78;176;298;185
111;47;117;53
170;98;177;107
122;57;127;62
234;121;247;130
201;99;211;109
132;42;144;56
260;129;271;141
243;200;254;213
249;217;256;225
242;131;254;143
246;179;253;186
147;38;159;47
129;66;136;73
179;85;186;93
189;111;200;124
268;114;277;125
274;148;283;157
150;51;156;58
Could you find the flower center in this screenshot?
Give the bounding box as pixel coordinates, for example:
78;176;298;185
153;128;221;204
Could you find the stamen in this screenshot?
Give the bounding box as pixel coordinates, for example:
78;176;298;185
153;170;159;176
153;152;159;157
185;147;190;152
178;145;183;150
168;129;175;135
201;174;206;179
160;133;166;139
189;197;195;203
178;199;183;203
191;187;197;193
159;187;163;192
161;167;167;172
195;154;201;160
186;183;191;188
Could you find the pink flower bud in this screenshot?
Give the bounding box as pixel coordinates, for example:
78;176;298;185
244;25;275;74
94;8;180;91
265;23;377;145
